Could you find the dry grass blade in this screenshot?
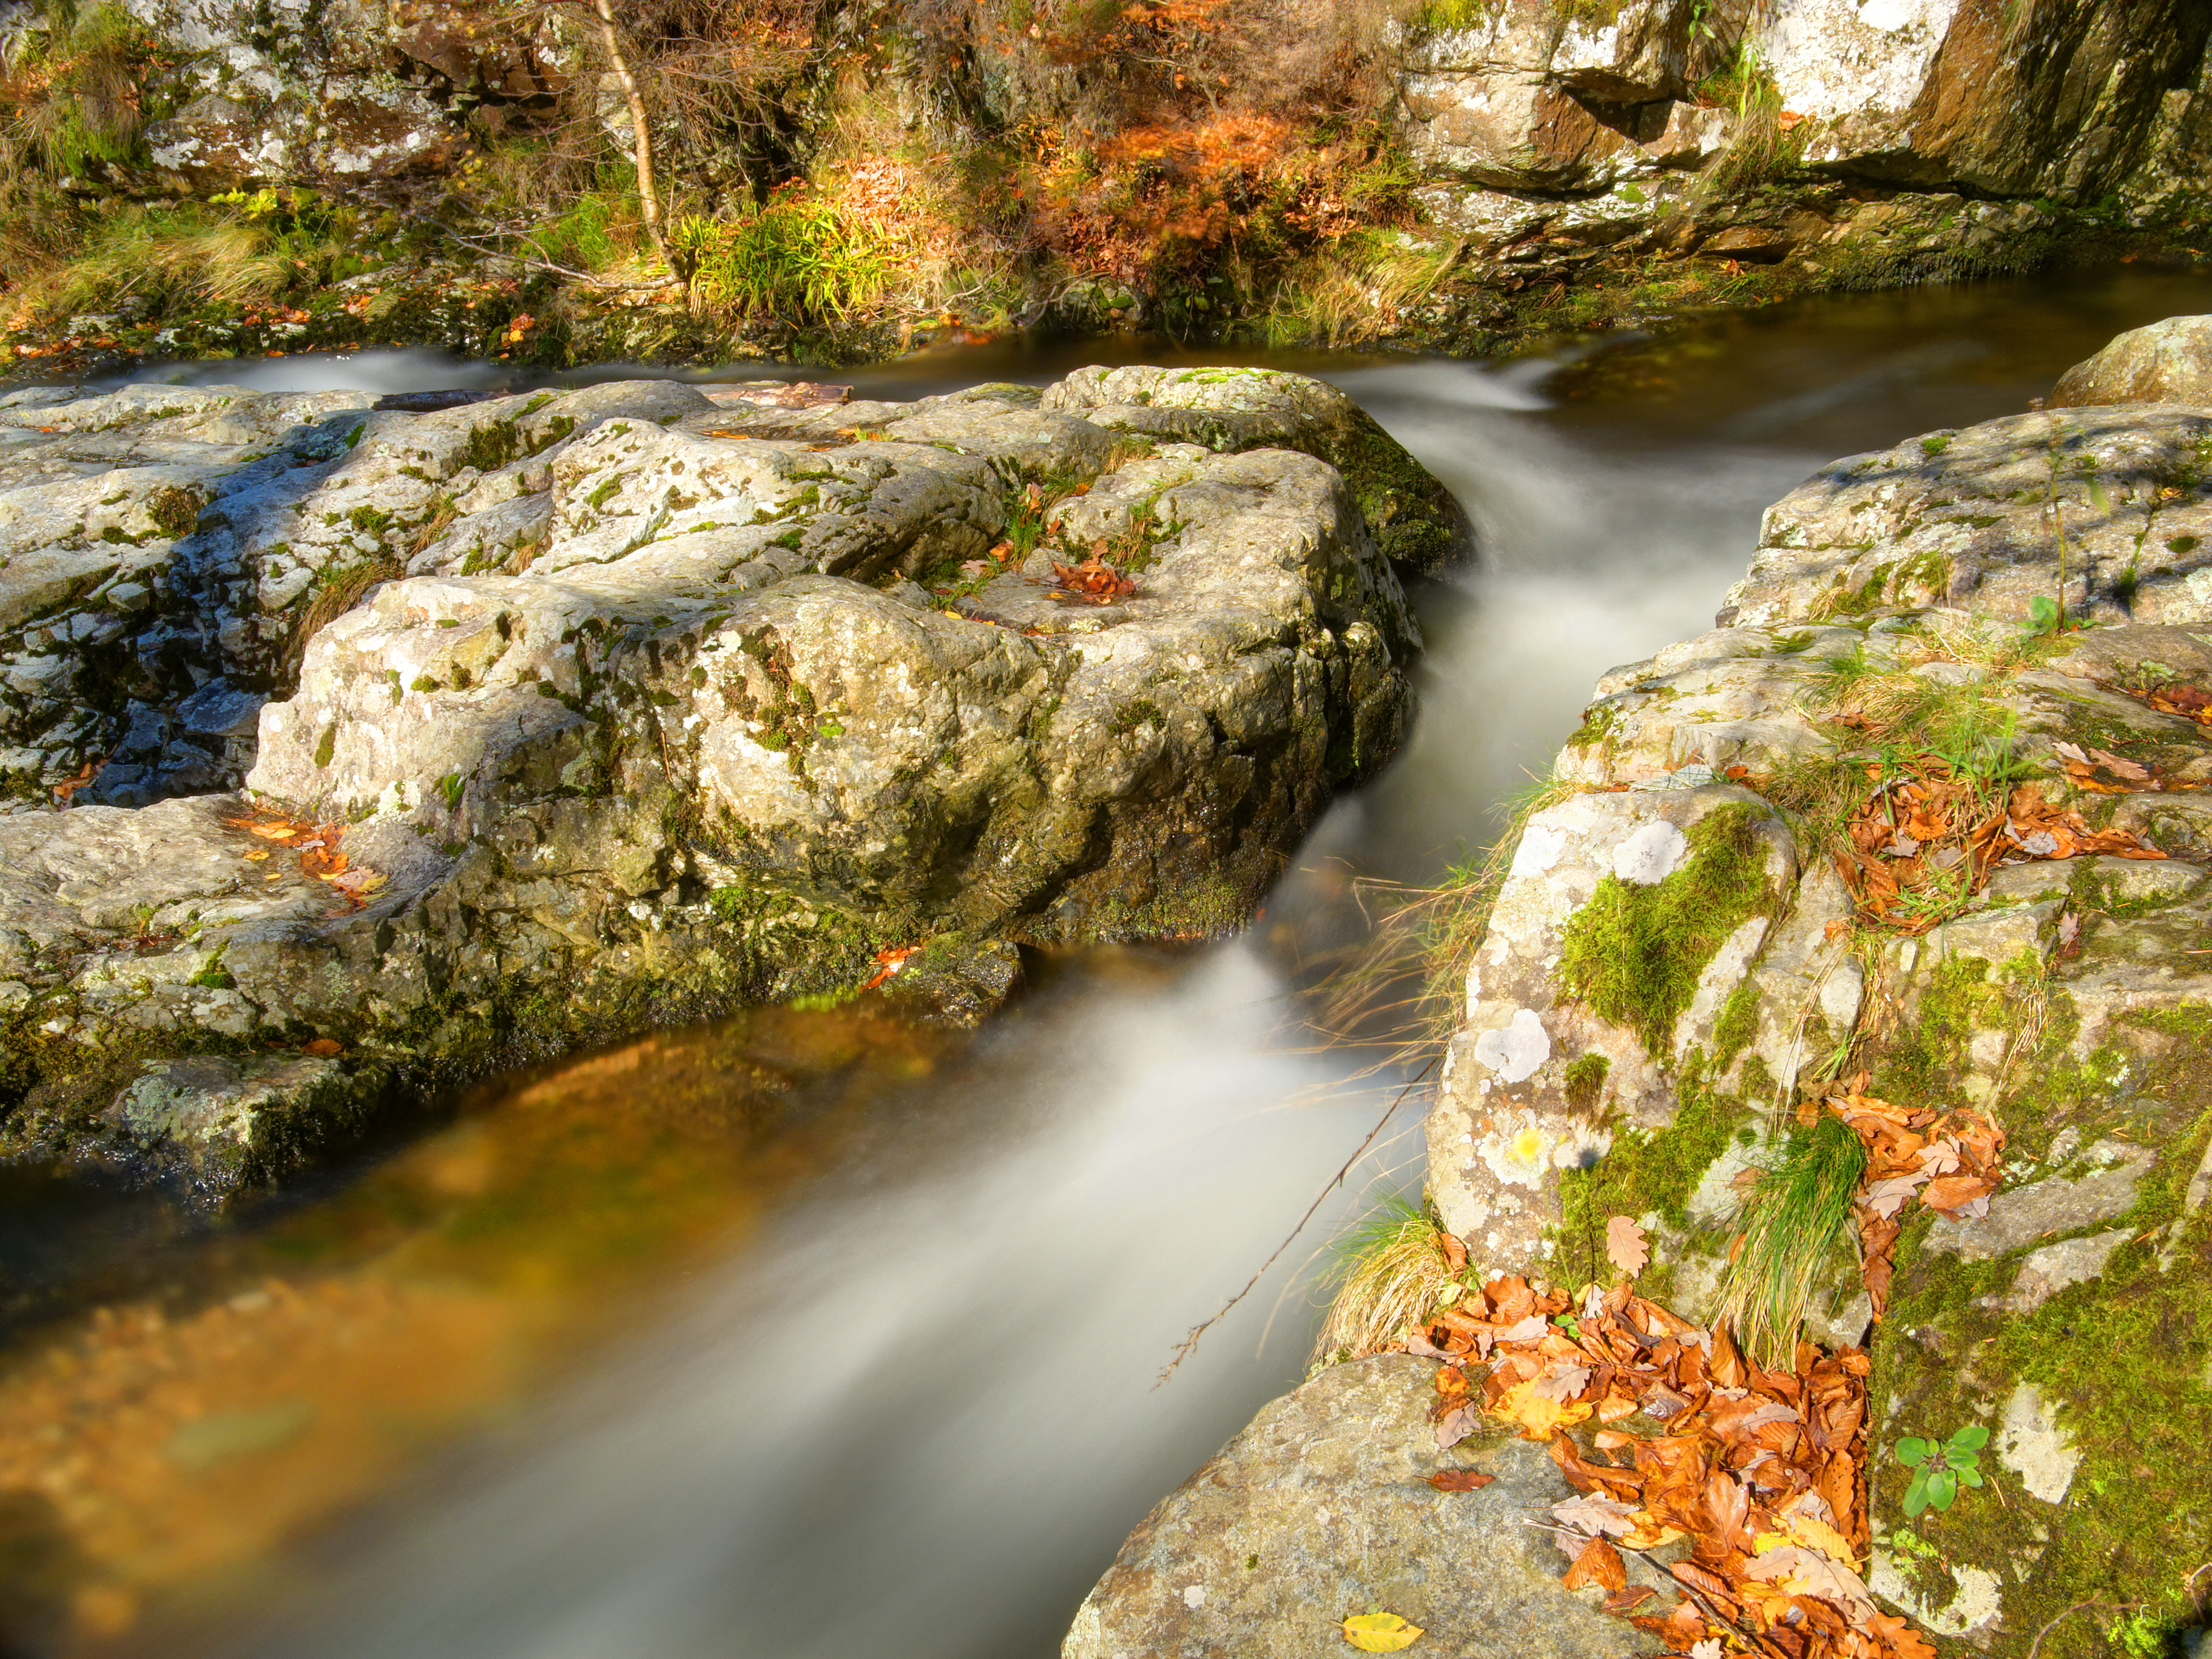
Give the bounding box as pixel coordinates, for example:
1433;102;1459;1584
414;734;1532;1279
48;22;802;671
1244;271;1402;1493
1310;1195;1460;1370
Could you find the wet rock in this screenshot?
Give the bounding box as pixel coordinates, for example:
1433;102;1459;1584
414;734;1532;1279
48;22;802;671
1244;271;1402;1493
2049;314;2212;409
1061;1354;1659;1659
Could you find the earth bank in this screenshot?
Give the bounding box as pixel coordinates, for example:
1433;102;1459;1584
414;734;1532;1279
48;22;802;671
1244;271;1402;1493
5;0;2212;373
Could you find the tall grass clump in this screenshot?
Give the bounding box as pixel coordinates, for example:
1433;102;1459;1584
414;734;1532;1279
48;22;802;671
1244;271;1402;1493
677;192;891;323
35;203;284;314
1310;1194;1459;1370
1715;1114;1866;1367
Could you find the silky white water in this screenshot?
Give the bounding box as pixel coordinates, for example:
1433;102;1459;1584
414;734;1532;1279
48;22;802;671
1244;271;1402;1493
61;266;2212;1659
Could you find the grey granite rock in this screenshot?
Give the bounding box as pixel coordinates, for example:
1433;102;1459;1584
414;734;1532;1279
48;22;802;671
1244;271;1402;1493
1061;1355;1656;1659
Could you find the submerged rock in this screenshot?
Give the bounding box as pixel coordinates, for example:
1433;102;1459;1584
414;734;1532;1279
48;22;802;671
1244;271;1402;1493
0;368;1451;1197
1062;1355;1657;1659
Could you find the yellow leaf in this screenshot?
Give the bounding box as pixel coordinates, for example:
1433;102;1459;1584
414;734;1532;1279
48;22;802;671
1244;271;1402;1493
1492;1378;1594;1440
1620;1520;1685;1551
243;849;270;862
1754;1512;1858;1564
1341;1612;1423;1651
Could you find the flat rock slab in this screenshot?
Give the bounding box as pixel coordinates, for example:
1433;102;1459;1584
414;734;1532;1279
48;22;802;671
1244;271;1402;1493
1062;1355;1654;1659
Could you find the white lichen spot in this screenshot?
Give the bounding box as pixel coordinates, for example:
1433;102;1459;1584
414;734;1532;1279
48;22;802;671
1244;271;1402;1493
1475;1111;1568;1190
1510;823;1568;880
1612;820;1689;886
1181;1586;1205;1610
1997;1382;2081;1503
1471;1008;1550;1082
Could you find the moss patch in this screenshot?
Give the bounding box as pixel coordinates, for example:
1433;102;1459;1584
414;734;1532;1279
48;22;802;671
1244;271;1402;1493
1557;805;1775;1063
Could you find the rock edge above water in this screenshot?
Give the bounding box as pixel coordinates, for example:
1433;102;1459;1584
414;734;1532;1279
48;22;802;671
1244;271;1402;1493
0;365;1459;1200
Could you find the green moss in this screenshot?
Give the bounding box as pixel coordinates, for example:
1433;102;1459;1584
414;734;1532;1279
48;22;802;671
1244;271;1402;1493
312;723;337;769
438;771;465;812
1557;805;1775;1063
1713;981;1761;1070
147;485;201;537
1559;1076;1746;1276
1569;700;1621;750
1564;1052;1611;1112
1108;698;1167;736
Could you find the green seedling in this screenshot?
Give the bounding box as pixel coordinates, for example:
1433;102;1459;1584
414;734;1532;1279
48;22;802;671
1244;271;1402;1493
1895;1424;1988;1515
2027;594;2087;637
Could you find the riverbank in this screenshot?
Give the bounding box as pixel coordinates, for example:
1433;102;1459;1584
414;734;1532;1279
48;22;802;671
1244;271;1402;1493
7;1;2212;382
1069;314;2212;1657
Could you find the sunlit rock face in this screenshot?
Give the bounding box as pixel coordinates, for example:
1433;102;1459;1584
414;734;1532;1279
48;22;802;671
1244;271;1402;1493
0;368;1454;1197
1411;346;2212;1647
2049;314;2212;410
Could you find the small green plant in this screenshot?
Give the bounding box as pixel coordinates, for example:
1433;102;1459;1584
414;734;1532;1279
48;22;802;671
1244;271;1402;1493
1895;1424;1988;1515
2026;593;2088;636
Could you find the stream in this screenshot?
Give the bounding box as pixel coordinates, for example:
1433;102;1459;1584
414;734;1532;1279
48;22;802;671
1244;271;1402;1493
9;266;2212;1658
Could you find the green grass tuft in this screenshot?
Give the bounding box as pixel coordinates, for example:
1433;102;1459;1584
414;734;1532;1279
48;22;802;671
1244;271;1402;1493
1716;1114;1866;1367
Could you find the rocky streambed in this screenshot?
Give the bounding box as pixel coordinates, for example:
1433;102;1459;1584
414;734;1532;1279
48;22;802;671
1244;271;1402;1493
0;363;1461;1199
1069;317;2212;1657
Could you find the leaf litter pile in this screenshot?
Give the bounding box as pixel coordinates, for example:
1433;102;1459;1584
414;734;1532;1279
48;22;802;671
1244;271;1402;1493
1394;1102;2005;1659
1408;1277;1930;1659
1834;759;2166;934
222;807;387;910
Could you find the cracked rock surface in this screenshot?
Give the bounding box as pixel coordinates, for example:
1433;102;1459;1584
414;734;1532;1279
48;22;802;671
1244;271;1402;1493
0;366;1449;1198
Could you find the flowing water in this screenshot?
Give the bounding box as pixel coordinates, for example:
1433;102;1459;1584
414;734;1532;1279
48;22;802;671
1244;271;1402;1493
10;266;2212;1658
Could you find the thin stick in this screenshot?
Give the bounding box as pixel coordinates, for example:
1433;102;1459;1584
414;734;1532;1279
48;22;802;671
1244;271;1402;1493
1156;1052;1440;1385
2025;1597;2111;1659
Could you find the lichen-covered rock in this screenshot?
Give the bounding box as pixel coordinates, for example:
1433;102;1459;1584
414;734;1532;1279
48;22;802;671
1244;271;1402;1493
1061;1354;1657;1659
1719;404;2212;631
1427;784;1795;1270
2049;313;2212;409
1412;340;2212;1649
1037;365;1471;574
0;368;1449;1197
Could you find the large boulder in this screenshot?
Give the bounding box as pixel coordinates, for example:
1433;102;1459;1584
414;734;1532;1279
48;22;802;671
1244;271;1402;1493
1716;403;2212;632
2048;313;2212;408
0;368;1452;1198
1409;363;2212;1649
1062;1354;1656;1659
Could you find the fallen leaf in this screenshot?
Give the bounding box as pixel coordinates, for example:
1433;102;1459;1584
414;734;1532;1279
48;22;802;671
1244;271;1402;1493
1605;1215;1650;1275
1434;1404;1479;1449
1739;1545;1876;1616
1340;1612;1423;1651
1494;1377;1594;1439
1428;1469;1494;1492
1601;1586;1657;1615
1552;1493;1639;1538
1534;1362;1594;1402
1562;1535;1628;1593
302;1038;343;1057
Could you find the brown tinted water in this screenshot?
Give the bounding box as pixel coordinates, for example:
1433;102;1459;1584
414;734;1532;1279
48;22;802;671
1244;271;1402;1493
10;264;2212;1659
